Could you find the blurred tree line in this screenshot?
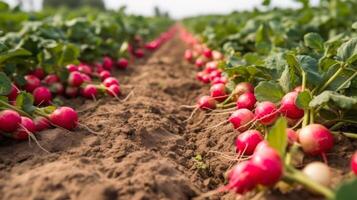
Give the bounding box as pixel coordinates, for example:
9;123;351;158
43;0;105;9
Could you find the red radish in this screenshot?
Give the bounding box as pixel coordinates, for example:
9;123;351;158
287;128;298;145
103;77;119;87
196;71;206;82
203;48;212;59
24;75;41;92
81;73;92;83
78;64;92;75
184;49;193;62
134;49;145;58
280;92;304;119
49;107;78;130
49;82;64;95
255;101;279;125
351;152;357;176
30;68;45;79
294;86;303;92
204;61;218;73
210;83;227;102
117;58;129;69
208;70;222;81
195;58;205;68
235;130;263;155
33;86;52;105
211;76;227;85
81;84;98;99
7;84;20;102
212;50;223;60
228;109;255;132
34;117;51;132
95;63;105;73
0;110;21;132
197;95;216;110
303;162;331;186
13;117;36;140
298;124;334;156
99;70;111;81
65;86;78;98
106;84;121;97
68;72;84;87
236;92;256;110
225;161;262;194
102;56;114;70
252;143;283;186
66;64;78;72
234;82;254;98
43;74;60;85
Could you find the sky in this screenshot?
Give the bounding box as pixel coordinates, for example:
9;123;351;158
3;0;319;19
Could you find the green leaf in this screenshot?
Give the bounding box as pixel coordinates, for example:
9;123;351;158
0;72;12;96
309;91;357;110
352;22;357;30
304;32;324;52
337;38;357;65
15;92;36;114
254;81;285;103
296;91;312;109
267;117;287;157
297;55;322;87
0;1;9;11
0;48;32;64
335;179;357;200
255;23;272;54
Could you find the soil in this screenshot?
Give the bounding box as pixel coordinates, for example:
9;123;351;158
0;36;356;200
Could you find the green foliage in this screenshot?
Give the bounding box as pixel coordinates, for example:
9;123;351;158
43;0;105;10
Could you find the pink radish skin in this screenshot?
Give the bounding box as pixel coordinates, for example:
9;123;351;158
208;70;222;81
287;128;298;145
0;110;21;132
203;48;212;59
43;74;60;85
117;58;129;69
106;84;121;97
298;124;334;156
34;117;51;132
235;130;263;155
280;92;304;119
13;117;36;140
184;49;193;62
99;70;111;81
210;83;227;102
226;161;262;194
81;73;92;83
255;101;279;125
211;76;227;85
228;109;255;132
66;64;78;72
68;72;84;87
30;68;45;79
195;58;205;68
102;56;114;70
204;61;218;73
234;82;254;97
197;95;216;110
351;152;357;176
78;64;92;75
7;84;20;102
303;162;331;186
134;49;145;58
81;84;98;99
103;77;119;87
50;107;78;130
65;86;78;98
236;92;256;110
212;50;223;60
50;82;64;95
24;75;41;92
33;86;52;105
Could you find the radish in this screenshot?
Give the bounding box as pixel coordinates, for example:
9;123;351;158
184;49;193;62
24;75;41;92
204;61;218;73
235;130;263;155
68;72;84;87
252;142;283;186
195;58;205;68
197;95;216;110
280;92;304;119
211;76;227;85
30;68;45;79
33;86;52;105
212;50;223;60
236;92;256;110
254;101;279;125
117;58;129;69
298;124;334;156
228;109;255;132
208;70;222;81
0;110;21;132
210;83;227;102
99;70;111;81
102;56;114;70
81;73;92;83
225;161;262;194
34;116;51;132
7;84;20;102
81;84;98;99
49;82;64;95
13;117;36;140
134;49;145;58
65;86;78;98
66;64;78;72
234;82;254;98
49;107;78;130
78;64;92;75
95;63;105;73
351;152;357;176
103;77;119;87
294;86;303;92
303;162;331;186
203;48;212;59
287;128;298;145
106;84;121;97
43;74;60;85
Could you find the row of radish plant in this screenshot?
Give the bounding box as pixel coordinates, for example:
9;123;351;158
180;0;357;199
0;2;174;142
